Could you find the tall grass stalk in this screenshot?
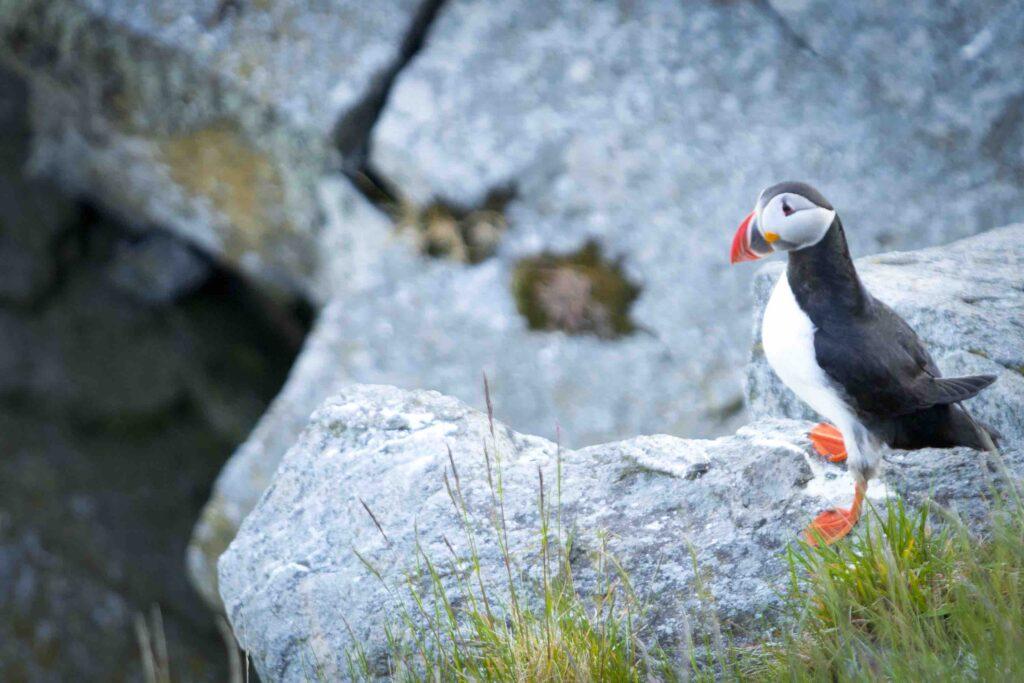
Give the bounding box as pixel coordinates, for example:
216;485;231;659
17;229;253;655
346;380;668;682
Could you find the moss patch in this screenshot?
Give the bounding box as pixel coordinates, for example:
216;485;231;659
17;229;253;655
158;124;290;261
394;188;512;264
513;241;640;339
350;169;512;265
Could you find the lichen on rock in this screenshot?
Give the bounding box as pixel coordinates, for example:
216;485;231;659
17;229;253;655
398;196;508;264
513;241;640;338
157;124;293;263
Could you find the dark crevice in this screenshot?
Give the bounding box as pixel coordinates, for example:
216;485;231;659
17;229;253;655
0;198;307;680
0;201;311;428
191;264;314;351
0;201;93;315
349;164;403;208
3;200;314;341
333;0;448;168
332;0;520;267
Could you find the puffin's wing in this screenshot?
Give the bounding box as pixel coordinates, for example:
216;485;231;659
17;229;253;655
814;300;995;418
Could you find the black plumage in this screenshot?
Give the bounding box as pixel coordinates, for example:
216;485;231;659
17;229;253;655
787;218;998;451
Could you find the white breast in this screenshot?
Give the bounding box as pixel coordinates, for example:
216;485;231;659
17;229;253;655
762;273;853;431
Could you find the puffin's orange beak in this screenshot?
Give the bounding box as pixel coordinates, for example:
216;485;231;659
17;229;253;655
730;210;759;264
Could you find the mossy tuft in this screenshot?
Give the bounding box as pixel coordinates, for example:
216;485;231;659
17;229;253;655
349;171;512;265
513;241;640;339
395;188;512;264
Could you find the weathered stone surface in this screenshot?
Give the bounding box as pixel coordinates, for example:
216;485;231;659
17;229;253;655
188;177;740;607
366;0;1024;442
219;384;1023;681
186;180;415;608
766;0;1024;182
191;0;1024;606
0;0;420;295
746;224;1024;450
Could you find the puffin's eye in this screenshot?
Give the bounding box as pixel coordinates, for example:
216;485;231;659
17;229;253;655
782;200;794;217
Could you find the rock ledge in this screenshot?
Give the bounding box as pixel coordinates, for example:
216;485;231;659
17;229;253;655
219;383;1021;681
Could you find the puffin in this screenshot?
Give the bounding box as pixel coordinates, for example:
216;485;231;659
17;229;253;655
730;181;999;545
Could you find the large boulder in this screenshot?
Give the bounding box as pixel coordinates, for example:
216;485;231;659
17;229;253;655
220;219;1024;679
189;0;1024;606
746;224;1024;451
218;384;1023;681
0;0;423;297
363;0;1024;439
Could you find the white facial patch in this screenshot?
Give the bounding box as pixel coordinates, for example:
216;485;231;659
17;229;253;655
759;193;836;250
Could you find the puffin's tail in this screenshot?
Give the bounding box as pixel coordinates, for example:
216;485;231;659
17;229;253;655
929;373;997;405
950;403;1001;454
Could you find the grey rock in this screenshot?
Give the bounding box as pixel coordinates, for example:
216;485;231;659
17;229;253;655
187;180;741;607
367;0;1024;444
0;0;420;295
765;0;1024;180
191;0;1024;605
746;224;1024;450
187;181;411;608
218;384;1023;681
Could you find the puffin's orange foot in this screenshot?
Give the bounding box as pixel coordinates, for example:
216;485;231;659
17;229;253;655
810;422;847;463
804;508;859;546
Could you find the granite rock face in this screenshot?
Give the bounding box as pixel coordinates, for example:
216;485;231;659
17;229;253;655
218;384;1023;682
746;224;1024;451
0;0;423;296
189;0;1024;607
367;0;1024;437
5;0;1024;630
767;0;1024;183
219;222;1024;678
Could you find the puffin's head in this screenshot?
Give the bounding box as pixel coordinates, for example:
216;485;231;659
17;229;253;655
730;181;837;263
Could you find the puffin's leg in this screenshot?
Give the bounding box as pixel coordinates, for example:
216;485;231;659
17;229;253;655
809;422;847;463
804;481;866;546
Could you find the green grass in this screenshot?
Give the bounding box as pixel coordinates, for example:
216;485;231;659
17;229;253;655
345;436;670;682
344;394;1024;681
756;493;1024;681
